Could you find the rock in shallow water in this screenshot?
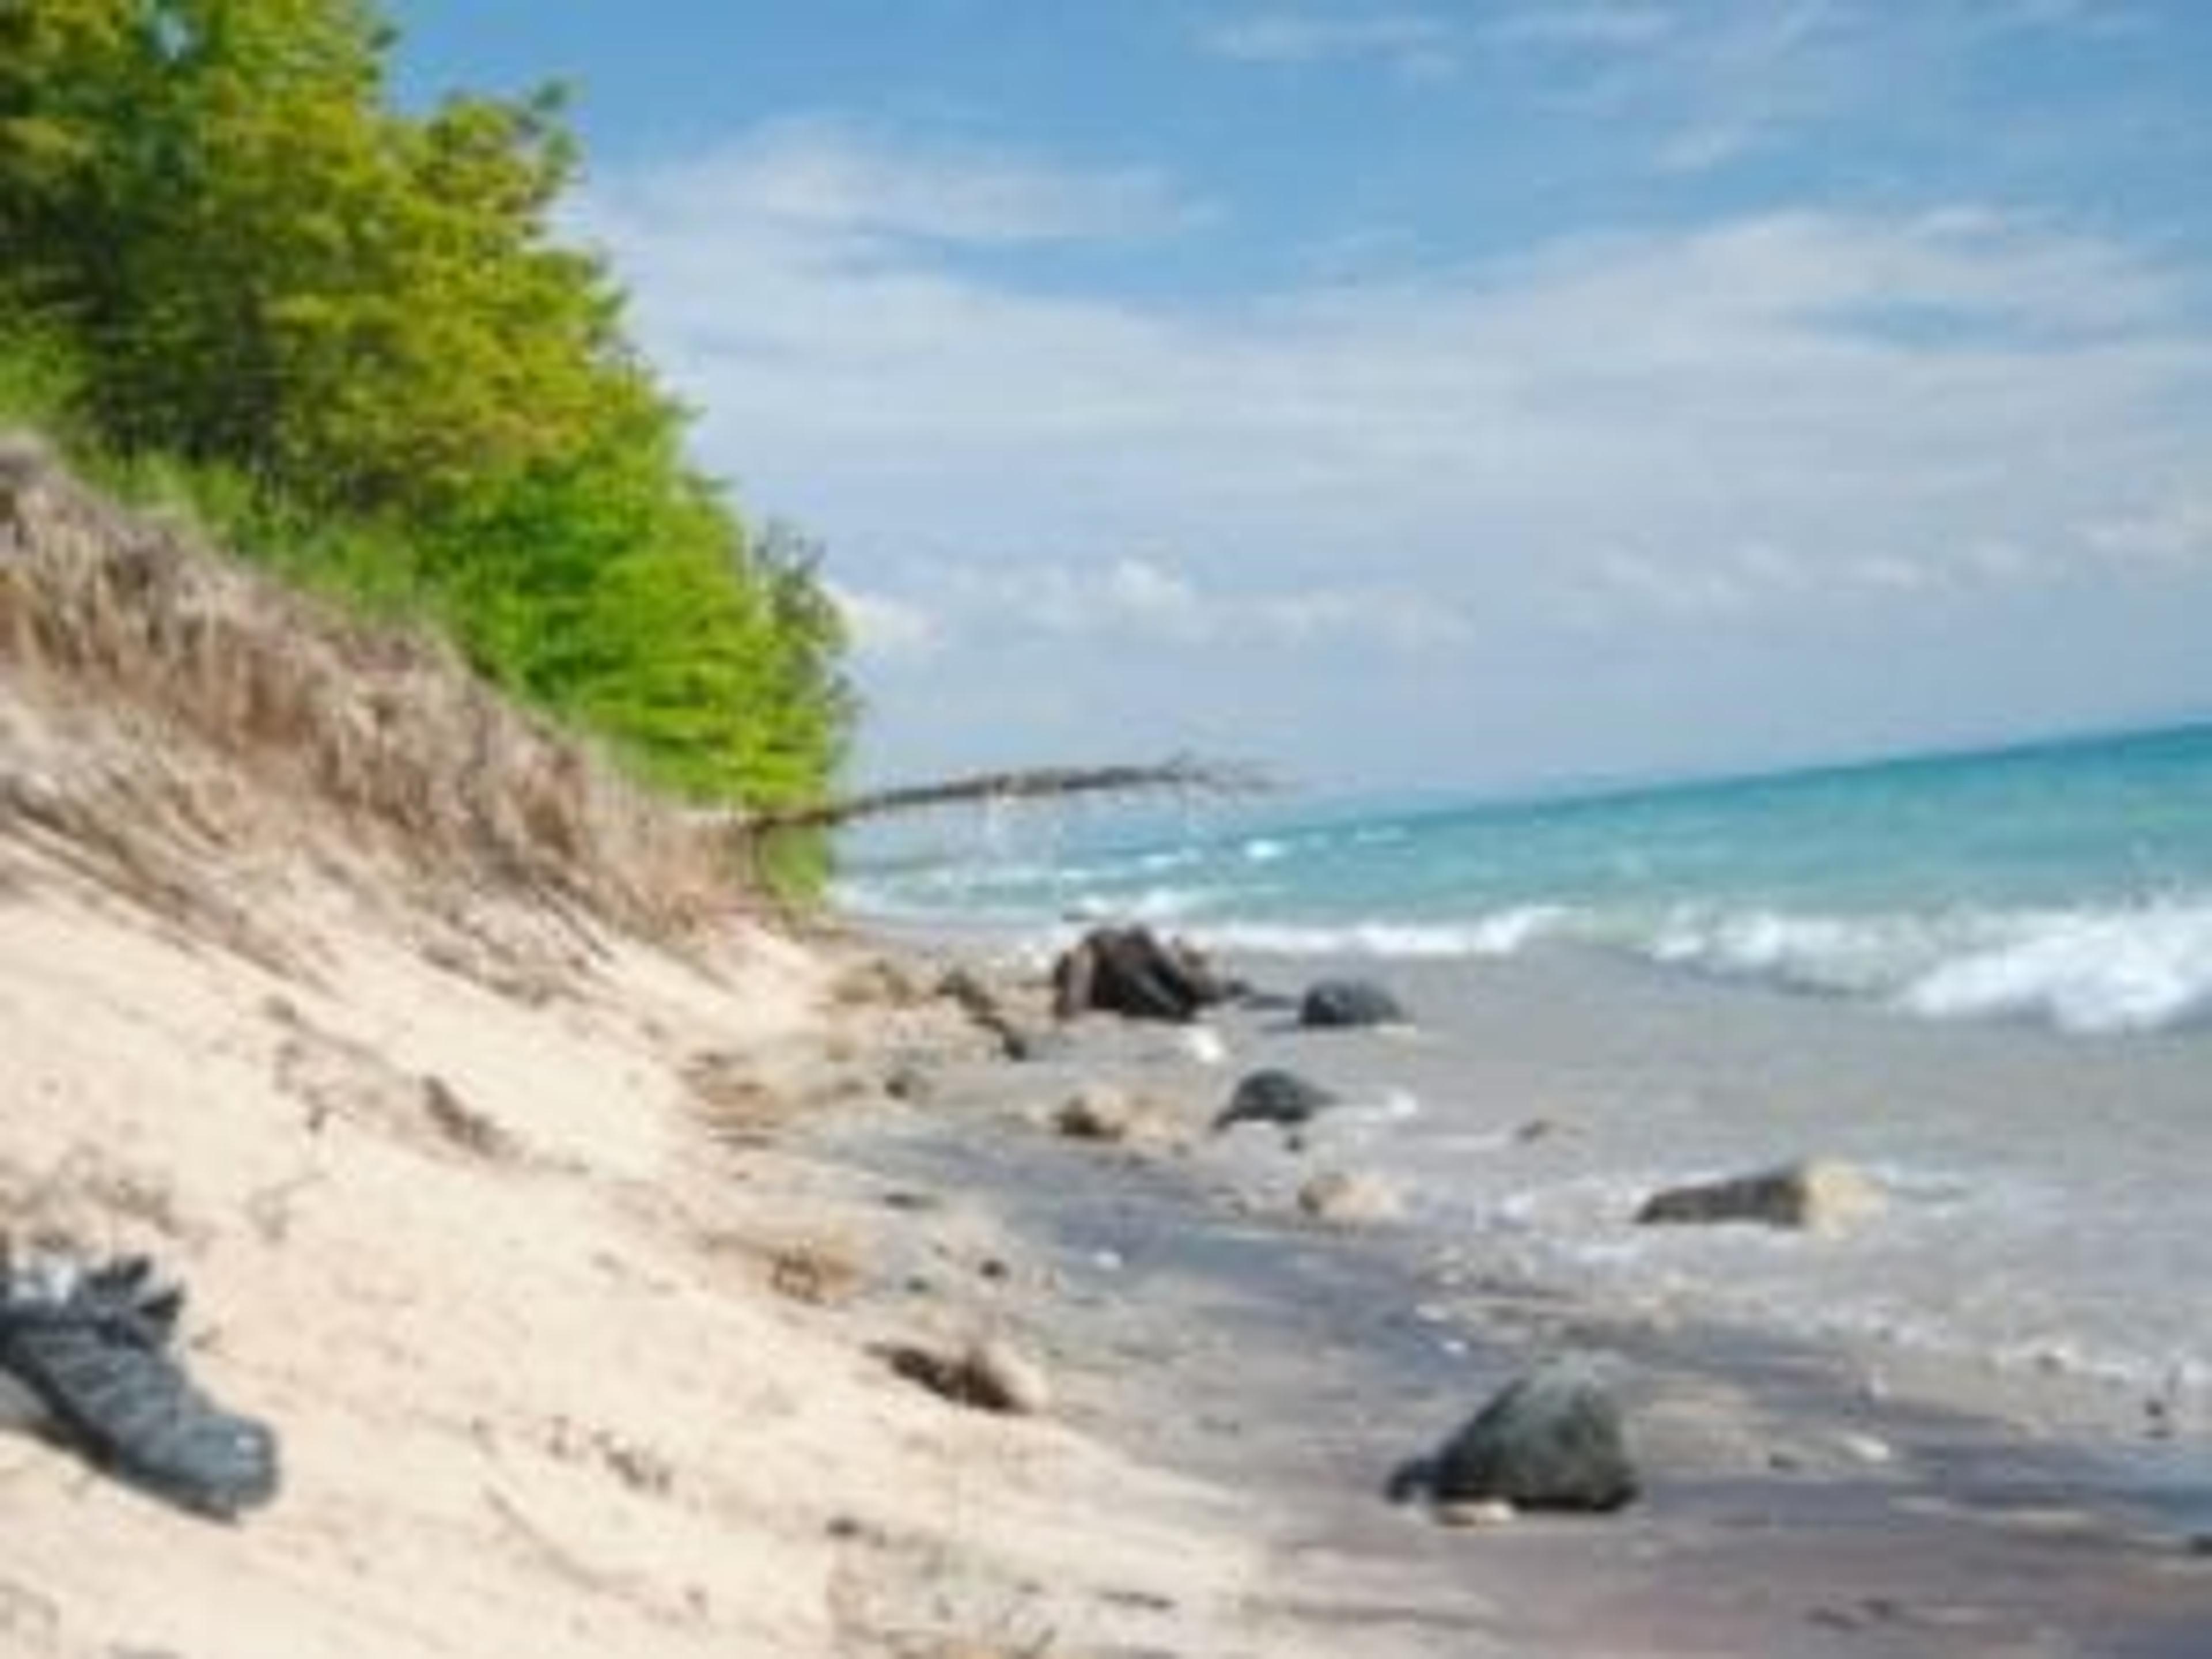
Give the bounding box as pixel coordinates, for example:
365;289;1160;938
1051;927;1228;1022
1055;1083;1181;1147
1297;979;1409;1029
1297;1169;1404;1225
1214;1068;1337;1132
1056;1084;1140;1142
1636;1158;1885;1234
1392;1359;1639;1514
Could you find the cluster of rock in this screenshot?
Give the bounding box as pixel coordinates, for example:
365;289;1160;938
1047;930;1414;1034
1026;927;1906;1533
1050;927;1232;1022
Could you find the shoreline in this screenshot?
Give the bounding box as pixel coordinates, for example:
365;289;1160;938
3;798;2207;1652
813;931;2212;1654
875;924;2212;1437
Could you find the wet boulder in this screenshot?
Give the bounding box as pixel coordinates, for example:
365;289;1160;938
1055;1084;1143;1142
1054;1084;1178;1147
1213;1067;1336;1132
1637;1158;1884;1235
1297;1169;1403;1225
1052;927;1229;1023
1391;1359;1638;1514
1297;978;1409;1029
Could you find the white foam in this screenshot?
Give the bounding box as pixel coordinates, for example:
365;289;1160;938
1195;907;1574;960
1069;885;1209;924
1897;898;2212;1035
1179;1025;1229;1066
846;853;2212;1038
1649;907;1948;996
1137;847;1203;873
1635;896;2212;1036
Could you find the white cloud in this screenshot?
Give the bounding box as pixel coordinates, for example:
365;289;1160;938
1484;3;1677;52
575;132;2212;781
1102;558;1210;641
1495;1;2162;179
1199;13;1458;78
825;581;941;660
1995;0;2145;35
2083;495;2212;573
614;118;1198;250
1255;586;1476;649
877;556;1474;656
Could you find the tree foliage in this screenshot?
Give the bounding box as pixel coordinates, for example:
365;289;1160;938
0;0;851;826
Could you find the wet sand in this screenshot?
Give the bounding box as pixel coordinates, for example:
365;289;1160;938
819;943;2212;1656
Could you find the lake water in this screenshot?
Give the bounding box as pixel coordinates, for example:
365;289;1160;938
841;723;2212;1425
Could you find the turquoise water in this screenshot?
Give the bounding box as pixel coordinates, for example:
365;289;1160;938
844;722;2212;1035
847;723;2212;1411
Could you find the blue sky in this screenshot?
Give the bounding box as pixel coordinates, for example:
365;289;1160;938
390;2;2212;796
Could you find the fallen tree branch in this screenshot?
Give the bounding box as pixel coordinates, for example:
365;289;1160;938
733;755;1272;837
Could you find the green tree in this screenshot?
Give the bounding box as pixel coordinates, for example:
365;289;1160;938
0;0;854;844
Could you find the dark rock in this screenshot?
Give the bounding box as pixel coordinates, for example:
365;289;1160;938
1637;1159;1884;1234
1298;978;1409;1029
1391;1359;1638;1514
1051;927;1229;1023
1213;1068;1336;1132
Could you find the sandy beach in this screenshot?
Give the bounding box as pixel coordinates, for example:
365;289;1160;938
3;448;2209;1657
9;817;2210;1654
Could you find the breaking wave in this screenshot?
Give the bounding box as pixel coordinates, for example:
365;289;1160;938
1198;896;2212;1036
1640;897;2212;1035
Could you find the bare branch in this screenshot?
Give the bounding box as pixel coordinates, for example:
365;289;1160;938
732;755;1272;837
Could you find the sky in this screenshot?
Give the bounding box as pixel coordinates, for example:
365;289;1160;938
388;1;2212;799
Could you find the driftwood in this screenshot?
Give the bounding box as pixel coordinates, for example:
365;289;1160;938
736;755;1270;838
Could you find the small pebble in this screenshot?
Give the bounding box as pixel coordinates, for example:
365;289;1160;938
1435;1498;1517;1528
1839;1431;1895;1465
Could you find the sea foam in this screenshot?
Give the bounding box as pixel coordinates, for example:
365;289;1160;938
1188;896;2212;1036
1895;899;2212;1035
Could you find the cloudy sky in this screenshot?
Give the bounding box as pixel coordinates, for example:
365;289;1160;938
391;2;2212;798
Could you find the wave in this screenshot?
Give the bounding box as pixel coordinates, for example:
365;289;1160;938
844;839;2212;1036
1893;901;2212;1034
1197;906;1573;960
1647;897;2212;1035
1193;896;2212;1036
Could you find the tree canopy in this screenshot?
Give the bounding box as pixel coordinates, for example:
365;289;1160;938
1;0;852;820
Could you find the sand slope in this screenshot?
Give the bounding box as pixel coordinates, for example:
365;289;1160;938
0;716;1349;1658
0;441;1319;1659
